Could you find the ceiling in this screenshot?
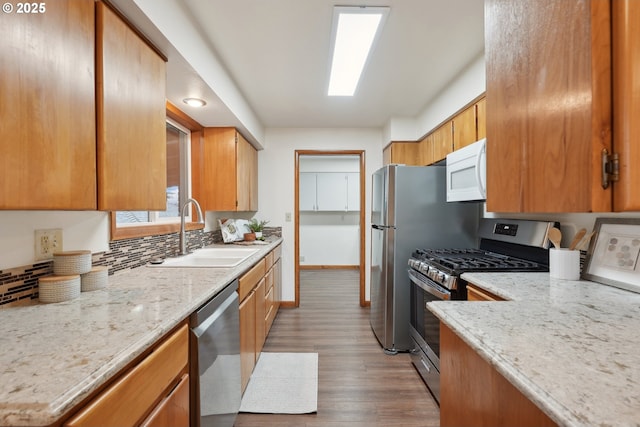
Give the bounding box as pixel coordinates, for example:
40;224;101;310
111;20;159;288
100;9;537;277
114;0;485;134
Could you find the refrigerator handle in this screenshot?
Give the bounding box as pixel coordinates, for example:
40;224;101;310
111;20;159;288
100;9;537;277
372;224;394;230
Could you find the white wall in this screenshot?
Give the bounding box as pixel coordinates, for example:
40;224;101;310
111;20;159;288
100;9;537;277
299;213;360;265
414;53;486;140
255;128;384;302
383;53;486;144
0;212;109;270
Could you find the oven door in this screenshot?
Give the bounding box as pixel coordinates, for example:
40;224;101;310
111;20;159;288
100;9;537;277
408;268;451;403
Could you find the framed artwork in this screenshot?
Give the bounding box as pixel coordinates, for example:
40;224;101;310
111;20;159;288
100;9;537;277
582;217;640;293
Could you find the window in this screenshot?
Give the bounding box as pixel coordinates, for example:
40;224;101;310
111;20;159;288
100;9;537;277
110;104;204;240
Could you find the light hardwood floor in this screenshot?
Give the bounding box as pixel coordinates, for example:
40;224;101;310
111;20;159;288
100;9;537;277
235;269;440;427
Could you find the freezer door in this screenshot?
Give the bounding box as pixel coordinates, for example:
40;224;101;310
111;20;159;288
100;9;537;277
370;224;394;349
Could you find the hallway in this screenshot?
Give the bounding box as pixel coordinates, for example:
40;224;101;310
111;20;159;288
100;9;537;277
235;269;440;426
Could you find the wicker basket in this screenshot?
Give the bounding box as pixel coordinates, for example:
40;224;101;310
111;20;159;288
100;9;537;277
53;250;92;275
81;266;108;292
39;275;81;303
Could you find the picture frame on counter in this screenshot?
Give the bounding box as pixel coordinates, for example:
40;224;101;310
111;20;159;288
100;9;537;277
582;217;640;294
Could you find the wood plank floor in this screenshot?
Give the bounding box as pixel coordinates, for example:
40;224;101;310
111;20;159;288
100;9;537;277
235;269;440;427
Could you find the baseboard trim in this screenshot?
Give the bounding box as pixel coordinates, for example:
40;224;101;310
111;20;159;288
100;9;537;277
279;301;297;308
300;265;359;270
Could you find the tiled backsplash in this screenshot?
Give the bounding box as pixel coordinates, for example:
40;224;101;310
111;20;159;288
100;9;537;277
1;226;282;308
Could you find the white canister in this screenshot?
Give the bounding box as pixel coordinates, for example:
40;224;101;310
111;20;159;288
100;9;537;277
549;248;581;280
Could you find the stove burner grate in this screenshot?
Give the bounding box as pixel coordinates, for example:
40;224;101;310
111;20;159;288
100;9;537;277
412;248;546;273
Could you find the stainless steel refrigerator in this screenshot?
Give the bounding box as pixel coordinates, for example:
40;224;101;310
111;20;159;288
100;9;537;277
370;164;479;353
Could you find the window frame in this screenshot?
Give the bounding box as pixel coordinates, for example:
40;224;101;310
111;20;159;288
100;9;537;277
110;102;205;241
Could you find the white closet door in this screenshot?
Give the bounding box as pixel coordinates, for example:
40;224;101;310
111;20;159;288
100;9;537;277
346;172;360;211
316;173;348;211
299;172;317;211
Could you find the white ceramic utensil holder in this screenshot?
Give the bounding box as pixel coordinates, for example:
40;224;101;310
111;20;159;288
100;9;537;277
549;248;580;280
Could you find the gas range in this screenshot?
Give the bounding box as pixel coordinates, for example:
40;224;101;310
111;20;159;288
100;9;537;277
408;218;554;293
409;247;548;291
408;218;556;404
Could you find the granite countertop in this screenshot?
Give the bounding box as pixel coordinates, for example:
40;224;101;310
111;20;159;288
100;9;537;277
0;238;282;427
428;272;640;427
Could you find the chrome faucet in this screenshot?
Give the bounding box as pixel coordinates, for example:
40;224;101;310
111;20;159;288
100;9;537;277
180;198;205;255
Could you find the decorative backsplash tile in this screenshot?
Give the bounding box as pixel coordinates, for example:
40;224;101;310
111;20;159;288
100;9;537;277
0;263;51;307
1;226;282;308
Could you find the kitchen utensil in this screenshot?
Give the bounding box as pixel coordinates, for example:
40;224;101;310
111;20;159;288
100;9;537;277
548;227;562;249
569;228;587;250
575;231;596;251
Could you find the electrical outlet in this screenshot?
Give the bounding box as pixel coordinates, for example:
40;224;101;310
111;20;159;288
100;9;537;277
300;255;305;262
34;229;63;261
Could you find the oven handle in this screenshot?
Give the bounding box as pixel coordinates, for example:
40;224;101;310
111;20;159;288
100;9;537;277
408;269;451;301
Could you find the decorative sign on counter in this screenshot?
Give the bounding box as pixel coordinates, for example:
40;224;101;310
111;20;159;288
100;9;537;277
583;217;640;294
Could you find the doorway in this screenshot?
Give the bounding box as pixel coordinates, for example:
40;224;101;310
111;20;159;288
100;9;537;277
294;150;366;307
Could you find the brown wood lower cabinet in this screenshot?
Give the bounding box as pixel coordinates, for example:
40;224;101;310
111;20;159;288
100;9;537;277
140;373;189;427
64;324;189;427
239;289;257;393
440;323;556;427
466;283;505;301
238;244;282;393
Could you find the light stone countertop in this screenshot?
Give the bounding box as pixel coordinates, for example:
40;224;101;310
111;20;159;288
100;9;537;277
0;238;282;427
428;272;640;427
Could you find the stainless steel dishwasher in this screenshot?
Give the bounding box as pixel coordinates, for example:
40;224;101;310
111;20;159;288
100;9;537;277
190;279;241;427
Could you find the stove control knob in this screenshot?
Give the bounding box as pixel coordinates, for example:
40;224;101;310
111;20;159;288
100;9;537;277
440;273;449;287
419;263;428;274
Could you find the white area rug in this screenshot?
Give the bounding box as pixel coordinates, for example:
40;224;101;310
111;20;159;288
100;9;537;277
239;352;318;414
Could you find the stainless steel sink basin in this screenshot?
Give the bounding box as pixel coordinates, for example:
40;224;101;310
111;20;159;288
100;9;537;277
149;247;260;268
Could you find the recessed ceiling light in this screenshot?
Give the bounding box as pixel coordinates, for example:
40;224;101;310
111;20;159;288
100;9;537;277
183;98;207;107
327;6;389;97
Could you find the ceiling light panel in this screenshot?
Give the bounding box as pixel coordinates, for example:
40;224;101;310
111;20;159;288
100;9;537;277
327;6;389;97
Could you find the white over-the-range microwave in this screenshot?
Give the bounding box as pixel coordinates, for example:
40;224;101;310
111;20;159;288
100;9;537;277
445;138;486;202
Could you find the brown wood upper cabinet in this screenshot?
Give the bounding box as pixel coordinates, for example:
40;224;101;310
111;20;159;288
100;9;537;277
453;98;486;151
96;1;167;211
612;0;640;211
193;128;258;211
452;105;477;151
419;134;435;165
476;97;486;140
0;0;96;209
382;142;421;166
432;121;454;163
0;1;167;211
485;0;638;212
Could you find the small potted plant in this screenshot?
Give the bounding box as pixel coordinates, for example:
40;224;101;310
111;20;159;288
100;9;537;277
248;218;269;240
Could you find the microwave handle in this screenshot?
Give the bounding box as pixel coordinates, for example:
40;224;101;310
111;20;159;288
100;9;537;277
476;140;486;198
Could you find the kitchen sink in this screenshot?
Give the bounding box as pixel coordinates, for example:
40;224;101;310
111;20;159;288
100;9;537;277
149;247;260;268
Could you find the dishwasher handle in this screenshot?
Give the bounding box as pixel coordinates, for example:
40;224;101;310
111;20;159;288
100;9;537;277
190;279;238;337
